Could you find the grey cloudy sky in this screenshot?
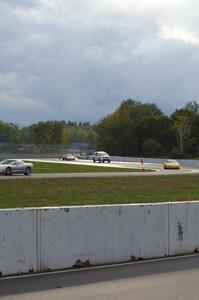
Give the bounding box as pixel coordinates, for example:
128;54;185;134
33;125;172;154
1;0;199;125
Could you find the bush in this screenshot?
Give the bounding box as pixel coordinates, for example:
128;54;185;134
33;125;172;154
168;147;190;159
142;139;161;156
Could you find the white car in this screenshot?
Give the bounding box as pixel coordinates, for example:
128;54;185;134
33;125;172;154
92;151;111;163
0;159;33;176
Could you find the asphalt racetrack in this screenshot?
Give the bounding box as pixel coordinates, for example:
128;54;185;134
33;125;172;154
0;158;199;179
1;255;199;300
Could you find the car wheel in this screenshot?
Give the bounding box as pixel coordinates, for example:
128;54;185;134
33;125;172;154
24;167;31;176
5;167;12;176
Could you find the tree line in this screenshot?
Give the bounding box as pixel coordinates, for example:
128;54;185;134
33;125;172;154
96;99;199;158
0;121;96;146
1;99;199;158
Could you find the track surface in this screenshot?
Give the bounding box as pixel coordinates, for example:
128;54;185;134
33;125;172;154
1;255;199;299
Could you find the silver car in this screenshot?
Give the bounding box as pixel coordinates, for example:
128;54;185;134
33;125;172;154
0;159;33;176
61;154;76;161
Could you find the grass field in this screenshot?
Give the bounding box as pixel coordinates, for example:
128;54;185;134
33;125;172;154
29;161;143;173
1;174;199;208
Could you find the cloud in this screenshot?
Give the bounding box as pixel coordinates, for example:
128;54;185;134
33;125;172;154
0;0;199;125
160;25;199;45
3;0;40;7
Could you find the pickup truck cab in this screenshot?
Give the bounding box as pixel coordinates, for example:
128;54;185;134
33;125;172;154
92;151;111;163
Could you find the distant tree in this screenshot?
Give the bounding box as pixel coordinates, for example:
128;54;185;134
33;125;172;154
0;121;20;143
171;109;191;153
31;121;68;144
184;100;199;155
16;126;32;143
30;120;96;145
67;122;96;144
185;100;199;122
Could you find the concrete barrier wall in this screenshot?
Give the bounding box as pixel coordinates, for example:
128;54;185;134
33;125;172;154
169;202;199;256
0;209;38;276
39;204;168;271
0;202;199;276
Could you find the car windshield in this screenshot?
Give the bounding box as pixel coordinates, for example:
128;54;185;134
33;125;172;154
166;160;177;163
0;159;16;165
95;152;107;156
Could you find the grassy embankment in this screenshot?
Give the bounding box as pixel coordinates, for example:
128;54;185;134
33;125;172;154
1;171;199;208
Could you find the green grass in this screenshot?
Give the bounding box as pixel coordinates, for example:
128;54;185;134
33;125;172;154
29;161;144;173
1;174;199;208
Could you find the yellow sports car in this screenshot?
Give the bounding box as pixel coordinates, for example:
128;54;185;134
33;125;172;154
164;159;180;170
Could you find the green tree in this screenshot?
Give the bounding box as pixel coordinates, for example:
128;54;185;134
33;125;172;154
0;121;21;143
184;101;199;155
31;121;68;144
67;122;97;144
96;99;166;156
